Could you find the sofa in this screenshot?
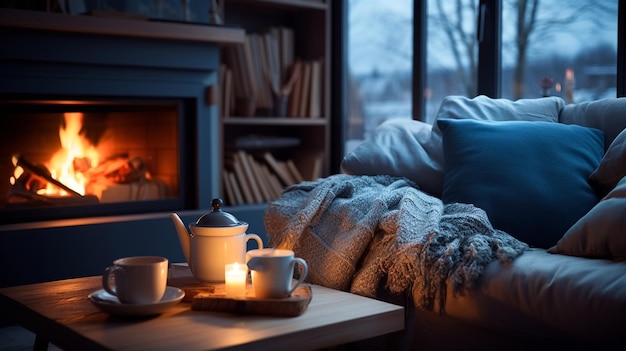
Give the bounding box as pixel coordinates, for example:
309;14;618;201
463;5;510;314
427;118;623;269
264;96;626;350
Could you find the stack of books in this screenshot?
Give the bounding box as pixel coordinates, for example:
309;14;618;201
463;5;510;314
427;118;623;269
220;26;323;118
222;150;323;205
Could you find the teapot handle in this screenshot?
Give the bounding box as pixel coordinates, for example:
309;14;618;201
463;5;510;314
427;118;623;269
245;233;264;250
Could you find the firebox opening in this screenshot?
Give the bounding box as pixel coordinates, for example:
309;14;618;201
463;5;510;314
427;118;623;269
1;97;190;224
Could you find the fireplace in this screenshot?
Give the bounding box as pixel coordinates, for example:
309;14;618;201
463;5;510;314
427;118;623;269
0;9;230;224
1;97;191;224
0;9;266;288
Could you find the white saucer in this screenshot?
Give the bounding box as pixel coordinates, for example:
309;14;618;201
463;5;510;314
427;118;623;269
88;286;185;317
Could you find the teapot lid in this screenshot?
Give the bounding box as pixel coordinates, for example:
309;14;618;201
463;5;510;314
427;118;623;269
195;198;244;227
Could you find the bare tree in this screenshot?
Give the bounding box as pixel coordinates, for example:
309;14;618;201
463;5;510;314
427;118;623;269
511;0;539;99
505;0;615;99
430;0;478;96
430;0;616;99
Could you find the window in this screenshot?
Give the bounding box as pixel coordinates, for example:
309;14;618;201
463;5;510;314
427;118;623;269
426;0;479;123
345;0;413;154
343;0;622;158
500;0;617;102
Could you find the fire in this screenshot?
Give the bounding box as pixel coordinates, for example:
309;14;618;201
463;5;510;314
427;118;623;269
44;112;99;196
9;112;163;204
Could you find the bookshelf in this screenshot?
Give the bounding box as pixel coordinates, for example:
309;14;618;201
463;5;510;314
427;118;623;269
219;0;331;206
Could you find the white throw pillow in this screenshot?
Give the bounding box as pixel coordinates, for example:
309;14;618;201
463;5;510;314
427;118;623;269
341;118;442;196
431;95;565;147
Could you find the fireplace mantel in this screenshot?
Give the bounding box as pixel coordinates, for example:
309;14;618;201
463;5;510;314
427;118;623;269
0;8;244;44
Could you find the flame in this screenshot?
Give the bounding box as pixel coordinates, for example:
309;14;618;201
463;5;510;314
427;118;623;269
42;112;99;196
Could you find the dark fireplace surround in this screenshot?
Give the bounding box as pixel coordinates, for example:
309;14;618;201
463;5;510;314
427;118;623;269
0;13;265;287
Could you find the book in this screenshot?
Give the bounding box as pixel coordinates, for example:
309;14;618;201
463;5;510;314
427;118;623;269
257;34;272;100
259;163;283;199
279;26;294;85
222;170;237;205
222;46;243;99
232;153;254;204
310;153;324;180
298;61;312;118
243;35;259;98
286;159;305;184
233;43;255;100
219;64;233;118
225;25;299;117
287;60;303;117
227;171;244;205
295;151;324;181
248;33;272;109
263;30;281;95
236;150;263;203
247;153;272;202
308;59;322;118
263;152;295;186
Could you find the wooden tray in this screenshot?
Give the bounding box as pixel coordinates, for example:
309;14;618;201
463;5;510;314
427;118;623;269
167;275;219;302
168;275;312;317
191;285;312;317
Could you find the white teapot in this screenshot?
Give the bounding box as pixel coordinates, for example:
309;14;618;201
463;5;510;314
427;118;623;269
170;198;263;282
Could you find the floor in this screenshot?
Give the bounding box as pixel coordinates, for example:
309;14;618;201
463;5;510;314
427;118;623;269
0;326;61;351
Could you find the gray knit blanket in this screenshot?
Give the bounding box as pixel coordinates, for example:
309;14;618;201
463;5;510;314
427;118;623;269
264;174;529;313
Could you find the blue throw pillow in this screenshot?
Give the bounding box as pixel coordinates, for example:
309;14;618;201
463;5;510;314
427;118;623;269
438;119;604;248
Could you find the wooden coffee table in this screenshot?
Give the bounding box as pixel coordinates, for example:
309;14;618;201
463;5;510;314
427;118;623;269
0;269;404;351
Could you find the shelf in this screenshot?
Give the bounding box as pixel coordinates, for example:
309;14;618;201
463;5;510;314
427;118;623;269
227;0;328;11
223;117;327;126
218;0;330;207
0;8;245;45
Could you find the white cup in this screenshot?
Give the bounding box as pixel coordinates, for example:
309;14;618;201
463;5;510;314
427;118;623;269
246;248;308;299
102;256;168;304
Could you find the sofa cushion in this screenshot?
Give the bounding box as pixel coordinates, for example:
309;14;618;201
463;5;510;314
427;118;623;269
341;95;565;197
588;127;626;197
548;175;626;260
340;118;442;196
438;119;604;248
445;248;626;345
559;97;626;150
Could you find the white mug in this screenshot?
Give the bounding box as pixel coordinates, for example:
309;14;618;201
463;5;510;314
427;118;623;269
102;256;168;304
246;248;308;299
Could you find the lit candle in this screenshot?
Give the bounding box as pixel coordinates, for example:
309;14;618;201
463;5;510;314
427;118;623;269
225;262;247;298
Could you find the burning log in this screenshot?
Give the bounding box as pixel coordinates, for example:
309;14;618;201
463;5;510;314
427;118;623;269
7;152;162;207
7;183;99;207
83;154;148;184
13;155;83;197
105;157;147;184
7;156;99;206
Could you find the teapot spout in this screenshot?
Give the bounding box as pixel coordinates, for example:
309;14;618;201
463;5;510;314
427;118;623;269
170;213;191;267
